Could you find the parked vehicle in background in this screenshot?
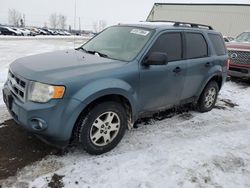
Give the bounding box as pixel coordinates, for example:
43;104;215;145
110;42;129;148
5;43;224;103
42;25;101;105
11;27;24;36
227;31;250;79
0;25;72;36
57;30;66;35
63;30;71;35
19;28;32;36
38;28;49;35
29;27;40;35
43;28;56;35
0;26;22;36
29;29;37;36
223;36;234;43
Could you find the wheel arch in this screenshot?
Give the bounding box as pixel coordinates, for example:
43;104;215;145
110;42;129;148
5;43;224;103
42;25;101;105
197;73;223;102
68;78;139;144
70;92;135;144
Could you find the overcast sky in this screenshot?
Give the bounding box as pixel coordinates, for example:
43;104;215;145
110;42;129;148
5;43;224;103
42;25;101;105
0;0;249;30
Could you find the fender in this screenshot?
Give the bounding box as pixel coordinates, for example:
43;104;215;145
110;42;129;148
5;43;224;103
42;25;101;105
72;78;138;119
58;78;139;141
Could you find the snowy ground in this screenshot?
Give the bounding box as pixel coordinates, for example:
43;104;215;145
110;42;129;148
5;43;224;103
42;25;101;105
0;39;250;188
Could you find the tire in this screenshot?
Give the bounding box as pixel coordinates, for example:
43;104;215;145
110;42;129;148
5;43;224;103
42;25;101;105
197;81;219;112
75;101;127;155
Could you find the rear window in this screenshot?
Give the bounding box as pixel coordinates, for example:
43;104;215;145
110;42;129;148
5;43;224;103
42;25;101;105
185;33;208;59
208;34;226;55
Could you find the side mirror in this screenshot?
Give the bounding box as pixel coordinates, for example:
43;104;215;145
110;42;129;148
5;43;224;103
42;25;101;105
143;52;168;66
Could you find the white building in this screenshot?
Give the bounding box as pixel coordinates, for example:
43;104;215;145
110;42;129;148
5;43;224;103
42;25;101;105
146;3;250;37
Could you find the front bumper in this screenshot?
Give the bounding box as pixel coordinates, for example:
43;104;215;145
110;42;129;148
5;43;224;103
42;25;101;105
2;84;83;148
228;64;250;79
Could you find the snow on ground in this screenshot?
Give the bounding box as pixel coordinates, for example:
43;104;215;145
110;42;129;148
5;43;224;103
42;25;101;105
0;39;250;187
2;82;250;188
0;106;10;128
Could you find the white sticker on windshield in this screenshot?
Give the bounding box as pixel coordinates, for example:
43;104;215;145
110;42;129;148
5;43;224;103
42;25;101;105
130;29;149;36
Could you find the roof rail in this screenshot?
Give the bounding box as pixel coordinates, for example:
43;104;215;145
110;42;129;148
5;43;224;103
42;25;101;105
148;20;213;30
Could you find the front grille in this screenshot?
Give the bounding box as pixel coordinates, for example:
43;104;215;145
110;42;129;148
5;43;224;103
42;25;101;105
228;50;250;65
7;71;28;102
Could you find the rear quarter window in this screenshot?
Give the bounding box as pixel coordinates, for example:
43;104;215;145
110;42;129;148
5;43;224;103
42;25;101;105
208;33;227;55
185;33;208;59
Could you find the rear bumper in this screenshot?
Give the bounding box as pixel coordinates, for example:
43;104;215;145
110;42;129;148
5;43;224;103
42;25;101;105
228;64;250;79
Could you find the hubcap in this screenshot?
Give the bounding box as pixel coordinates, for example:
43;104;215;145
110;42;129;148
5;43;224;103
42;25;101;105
204;87;217;108
90;111;120;146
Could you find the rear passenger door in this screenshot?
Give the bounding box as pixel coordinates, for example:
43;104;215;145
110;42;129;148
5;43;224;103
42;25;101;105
139;31;187;112
180;32;212;100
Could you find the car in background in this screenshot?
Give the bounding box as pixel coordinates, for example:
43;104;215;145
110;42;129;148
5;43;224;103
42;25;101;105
11;27;25;36
30;27;48;35
0;26;22;36
227;31;250;79
19;28;32;36
43;28;56;35
26;28;37;36
63;30;71;35
223;36;234;43
58;30;67;35
38;28;49;35
50;30;63;35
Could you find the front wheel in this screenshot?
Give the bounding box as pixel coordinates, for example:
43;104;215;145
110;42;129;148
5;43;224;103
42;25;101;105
197;81;219;112
75;101;127;155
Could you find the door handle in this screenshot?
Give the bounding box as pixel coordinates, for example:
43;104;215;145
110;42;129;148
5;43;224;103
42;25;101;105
173;67;181;73
205;62;212;67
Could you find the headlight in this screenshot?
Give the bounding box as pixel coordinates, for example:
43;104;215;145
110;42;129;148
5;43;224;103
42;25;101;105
28;82;65;103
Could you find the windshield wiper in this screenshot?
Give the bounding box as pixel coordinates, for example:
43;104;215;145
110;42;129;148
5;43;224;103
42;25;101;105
87;50;109;58
77;46;88;53
77;47;108;58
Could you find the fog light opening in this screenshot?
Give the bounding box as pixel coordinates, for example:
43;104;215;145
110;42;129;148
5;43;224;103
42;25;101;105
31;118;47;131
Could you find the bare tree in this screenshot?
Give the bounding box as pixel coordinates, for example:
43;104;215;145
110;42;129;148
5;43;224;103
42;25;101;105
8;9;21;27
49;13;58;29
58;14;67;30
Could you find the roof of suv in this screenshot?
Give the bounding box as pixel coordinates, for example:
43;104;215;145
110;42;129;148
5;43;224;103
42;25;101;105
120;21;215;32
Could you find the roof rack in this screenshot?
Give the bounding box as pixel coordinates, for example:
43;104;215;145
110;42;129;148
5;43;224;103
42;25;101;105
148;20;213;30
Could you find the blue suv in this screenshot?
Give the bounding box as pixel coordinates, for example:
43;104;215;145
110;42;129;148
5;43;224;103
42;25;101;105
3;21;228;154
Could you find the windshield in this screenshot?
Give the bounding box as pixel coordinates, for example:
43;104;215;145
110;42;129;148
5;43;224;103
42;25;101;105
235;32;250;42
81;26;153;61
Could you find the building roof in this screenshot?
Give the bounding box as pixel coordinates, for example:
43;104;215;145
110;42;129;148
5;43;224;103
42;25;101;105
153;3;250;6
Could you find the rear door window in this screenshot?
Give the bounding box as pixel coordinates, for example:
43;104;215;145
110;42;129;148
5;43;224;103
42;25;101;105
208;33;226;55
185;33;208;59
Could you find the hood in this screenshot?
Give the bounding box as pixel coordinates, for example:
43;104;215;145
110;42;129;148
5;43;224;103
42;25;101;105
226;42;250;51
10;49;126;84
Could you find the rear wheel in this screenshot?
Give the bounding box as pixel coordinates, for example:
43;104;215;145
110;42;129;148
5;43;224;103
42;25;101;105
197;81;219;112
75;101;127;155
